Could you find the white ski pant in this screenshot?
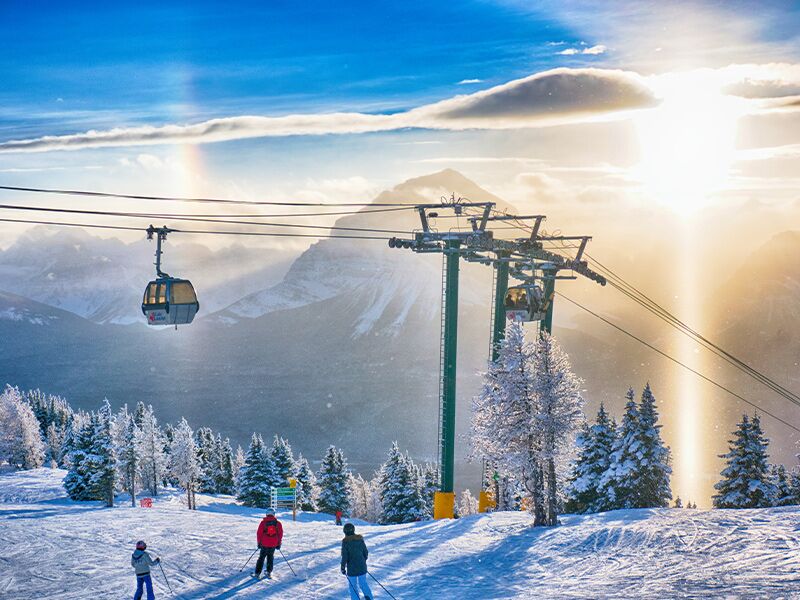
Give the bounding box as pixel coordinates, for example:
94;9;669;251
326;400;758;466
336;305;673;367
347;574;373;599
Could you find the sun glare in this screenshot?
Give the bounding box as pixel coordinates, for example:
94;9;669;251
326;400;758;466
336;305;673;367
634;72;745;213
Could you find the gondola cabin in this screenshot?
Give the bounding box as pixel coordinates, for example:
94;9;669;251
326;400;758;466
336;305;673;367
141;277;199;326
504;285;546;322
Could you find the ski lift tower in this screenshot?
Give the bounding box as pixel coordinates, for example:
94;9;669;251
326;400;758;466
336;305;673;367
389;200;606;519
388;198;494;519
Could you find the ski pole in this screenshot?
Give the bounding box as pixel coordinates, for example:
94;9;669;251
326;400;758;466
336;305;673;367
368;571;399;600
157;560;175;596
239;548;259;572
278;548;297;577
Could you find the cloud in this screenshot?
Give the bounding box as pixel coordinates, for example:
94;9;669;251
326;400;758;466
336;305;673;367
558;44;607;56
429;68;656;122
0;68;658;153
457;78;483;85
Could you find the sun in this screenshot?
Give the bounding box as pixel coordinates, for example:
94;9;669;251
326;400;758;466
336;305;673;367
633;71;746;213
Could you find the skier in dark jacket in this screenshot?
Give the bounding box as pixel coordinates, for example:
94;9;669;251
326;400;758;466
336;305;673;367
341;523;373;600
254;509;284;579
131;540;160;600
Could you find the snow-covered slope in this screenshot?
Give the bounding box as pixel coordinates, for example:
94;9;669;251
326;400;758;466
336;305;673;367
3;469;800;599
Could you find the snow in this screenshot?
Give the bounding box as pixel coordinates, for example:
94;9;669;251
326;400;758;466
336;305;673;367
4;468;800;598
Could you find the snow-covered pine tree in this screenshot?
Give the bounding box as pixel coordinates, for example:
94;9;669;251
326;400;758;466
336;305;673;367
234;444;246;491
115;406;140;507
771;464;793;506
295;453;317;511
23;389;72;466
566;403;617;514
599;388;640;510
471;322;547;525
628;383;672;508
132;401;147;428
135;405;167;497
271;435;298;488
85;400;117;507
237;433;274;508
195;427;219;493
317;445;352;516
531;332;584;525
169;418;200;510
0;386;46;470
418;463;439;519
674;496;683;508
458;489;479;516
215;435;236;495
788;469;800;506
713;413;776;509
378;442;427;524
63;412;94;500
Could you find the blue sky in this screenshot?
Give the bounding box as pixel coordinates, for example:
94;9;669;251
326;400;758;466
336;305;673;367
0;1;600;135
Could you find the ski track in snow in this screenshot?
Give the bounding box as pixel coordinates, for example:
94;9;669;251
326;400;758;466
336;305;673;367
3;470;800;599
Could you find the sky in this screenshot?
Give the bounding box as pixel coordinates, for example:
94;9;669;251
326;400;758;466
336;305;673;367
1;0;800;504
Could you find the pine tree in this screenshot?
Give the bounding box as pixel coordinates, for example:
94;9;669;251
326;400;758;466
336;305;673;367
23;389;72;466
0;386;46;470
135;405;167;497
195;427;219;493
674;496;683;508
234;444;246;491
85;400;117;507
215;435;237;495
532;332;585;525
566;403;616;513
271;436;298;488
378;442;427;524
713;413;775;508
600;388;640;509
419;463;439;519
458;489;479;516
629;384;672;508
169;418;199;510
237;434;275;508
115;407;140;507
63;413;94;500
317;445;352;516
471;322;546;525
295;454;317;511
771;464;793;506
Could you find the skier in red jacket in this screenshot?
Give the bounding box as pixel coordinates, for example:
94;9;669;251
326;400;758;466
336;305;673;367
253;510;284;579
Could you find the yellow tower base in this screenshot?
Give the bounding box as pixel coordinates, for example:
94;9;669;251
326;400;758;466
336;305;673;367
433;491;455;519
478;490;495;513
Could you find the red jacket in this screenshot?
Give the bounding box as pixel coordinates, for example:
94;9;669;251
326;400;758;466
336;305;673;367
257;517;284;548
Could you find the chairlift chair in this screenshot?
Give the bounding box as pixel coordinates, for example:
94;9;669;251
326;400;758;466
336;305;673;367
504;284;546;322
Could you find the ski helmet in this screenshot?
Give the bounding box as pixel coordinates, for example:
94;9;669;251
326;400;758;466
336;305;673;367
343;523;355;536
136;540;147;550
265;509;275;516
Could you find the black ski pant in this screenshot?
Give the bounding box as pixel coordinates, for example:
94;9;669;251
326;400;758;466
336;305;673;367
255;547;276;574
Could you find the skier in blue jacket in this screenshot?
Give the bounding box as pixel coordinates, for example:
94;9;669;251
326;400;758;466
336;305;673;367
131;540;160;600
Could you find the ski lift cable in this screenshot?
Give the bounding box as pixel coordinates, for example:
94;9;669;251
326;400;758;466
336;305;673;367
0;203;413;235
0;184;420;207
602;277;800;407
493;208;800;408
0;217;393;240
584;253;800;406
557;291;800;434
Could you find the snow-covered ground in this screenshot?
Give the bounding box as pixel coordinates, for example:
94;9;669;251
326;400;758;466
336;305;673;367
3;469;800;599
